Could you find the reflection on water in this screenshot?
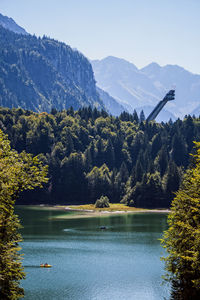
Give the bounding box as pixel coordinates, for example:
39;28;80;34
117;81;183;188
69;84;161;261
16;206;171;300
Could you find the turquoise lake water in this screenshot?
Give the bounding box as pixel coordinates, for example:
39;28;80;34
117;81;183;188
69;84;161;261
16;206;171;300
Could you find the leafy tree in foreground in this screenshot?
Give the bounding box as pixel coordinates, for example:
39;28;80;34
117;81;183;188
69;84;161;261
0;130;48;299
161;141;200;300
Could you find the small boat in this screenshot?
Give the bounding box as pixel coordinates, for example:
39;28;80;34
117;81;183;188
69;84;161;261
100;226;107;230
40;264;52;268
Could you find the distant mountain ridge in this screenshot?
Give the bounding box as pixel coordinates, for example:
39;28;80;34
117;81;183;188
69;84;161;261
92;56;160;107
96;87;126;116
91;56;200;118
0;13;28;35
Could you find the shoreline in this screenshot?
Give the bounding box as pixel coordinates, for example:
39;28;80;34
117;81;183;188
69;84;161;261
16;204;170;219
59;207;170;219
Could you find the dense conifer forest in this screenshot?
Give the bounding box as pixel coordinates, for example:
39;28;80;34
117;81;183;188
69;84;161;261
0;106;199;208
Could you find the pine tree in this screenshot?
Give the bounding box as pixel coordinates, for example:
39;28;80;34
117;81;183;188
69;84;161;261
151;133;162;159
86;164;112;202
162;160;181;206
154;147;169;177
184;115;195;153
139;110;145;122
105;138;115;169
171;133;188;167
133;110;139;123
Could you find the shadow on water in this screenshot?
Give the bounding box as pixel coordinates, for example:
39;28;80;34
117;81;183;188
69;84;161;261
24;265;41;268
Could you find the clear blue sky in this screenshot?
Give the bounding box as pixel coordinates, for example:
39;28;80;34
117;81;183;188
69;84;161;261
1;0;200;74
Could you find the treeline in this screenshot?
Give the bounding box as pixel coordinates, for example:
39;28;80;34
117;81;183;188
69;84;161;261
0;106;200;208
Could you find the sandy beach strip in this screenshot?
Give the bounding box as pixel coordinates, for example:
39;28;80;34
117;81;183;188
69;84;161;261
52;205;170;219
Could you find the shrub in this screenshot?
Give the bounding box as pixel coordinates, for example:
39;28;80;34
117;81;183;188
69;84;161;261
95;196;110;208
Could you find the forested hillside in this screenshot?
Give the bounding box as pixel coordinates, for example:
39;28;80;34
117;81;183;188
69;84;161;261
0;25;104;112
0;106;199;208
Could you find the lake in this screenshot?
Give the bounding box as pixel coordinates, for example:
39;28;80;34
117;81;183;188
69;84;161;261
16;206;171;300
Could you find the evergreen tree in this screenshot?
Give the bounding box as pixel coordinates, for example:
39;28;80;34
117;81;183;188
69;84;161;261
154;147;169;177
133;172;163;208
151;133;162;159
133;159;144;183
139;110;145;122
86;164;112;202
171;133;188;167
184;115;195;153
162;160;182;206
60;152;86;203
133;110;139;123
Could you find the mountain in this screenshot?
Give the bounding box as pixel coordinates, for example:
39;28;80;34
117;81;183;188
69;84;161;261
192;105;200;117
91;56;200;119
141;63;200;117
0;25;104;113
92;56;161;109
0;13;28;35
97;87;126;115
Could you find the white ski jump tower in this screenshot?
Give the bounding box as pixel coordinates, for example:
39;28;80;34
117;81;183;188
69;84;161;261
146;90;175;122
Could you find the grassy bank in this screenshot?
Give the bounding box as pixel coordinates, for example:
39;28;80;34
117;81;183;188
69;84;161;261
16;204;169;220
66;203;148;212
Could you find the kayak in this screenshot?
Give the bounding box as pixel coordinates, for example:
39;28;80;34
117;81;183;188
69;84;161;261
40;264;52;268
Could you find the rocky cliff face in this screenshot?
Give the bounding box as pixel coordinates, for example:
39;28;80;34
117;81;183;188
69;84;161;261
0;25;104;113
0;13;28;35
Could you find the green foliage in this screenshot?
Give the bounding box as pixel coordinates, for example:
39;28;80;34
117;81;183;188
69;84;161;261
0;106;200;208
0;130;48;299
87;164;112;203
95;196;110;208
161;142;200;299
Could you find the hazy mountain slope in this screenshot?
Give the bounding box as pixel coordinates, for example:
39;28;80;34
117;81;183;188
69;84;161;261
192;105;200;116
97;87;126;115
92;56;161;109
0;25;104;112
141;63;200;117
92;56;200;118
0;13;28;35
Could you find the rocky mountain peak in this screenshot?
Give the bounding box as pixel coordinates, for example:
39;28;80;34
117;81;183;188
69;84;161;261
0;13;28;35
